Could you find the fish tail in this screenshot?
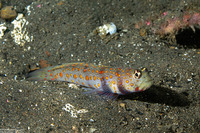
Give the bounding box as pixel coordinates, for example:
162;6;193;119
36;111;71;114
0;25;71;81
26;67;51;81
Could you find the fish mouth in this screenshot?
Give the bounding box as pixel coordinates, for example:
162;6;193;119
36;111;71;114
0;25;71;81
138;70;153;91
139;79;153;91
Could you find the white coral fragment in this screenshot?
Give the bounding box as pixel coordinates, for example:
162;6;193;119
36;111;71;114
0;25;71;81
93;22;117;39
0;23;7;39
98;22;117;35
62;103;88;118
11;13;33;46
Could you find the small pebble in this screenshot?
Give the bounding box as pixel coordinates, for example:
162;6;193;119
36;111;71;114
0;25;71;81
119;103;126;108
139;29;147;37
1;6;17;20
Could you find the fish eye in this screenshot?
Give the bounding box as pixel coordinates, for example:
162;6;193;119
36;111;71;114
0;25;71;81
134;70;141;79
135;73;138;77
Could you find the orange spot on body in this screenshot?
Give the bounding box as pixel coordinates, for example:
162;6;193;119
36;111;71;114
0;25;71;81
63;70;65;73
65;78;67;81
89;84;92;87
135;87;139;91
97;83;100;87
48;70;51;72
60;72;63;78
95;84;98;88
90;76;92;80
79;74;82;79
86;76;89;80
73;74;77;79
105;71;107;73
76;81;79;84
50;73;53;76
82;82;85;86
113;86;117;93
110;75;112;79
55;75;58;79
66;74;69;78
71;80;74;82
93;76;96;80
131;83;134;86
113;71;115;74
99;71;104;74
97;77;100;80
51;78;54;80
126;80;129;83
106;76;108;80
72;68;75;71
113;81;116;84
127;73;129;76
96;70;99;73
83;69;87;72
71;64;76;67
78;68;80;71
92;70;94;73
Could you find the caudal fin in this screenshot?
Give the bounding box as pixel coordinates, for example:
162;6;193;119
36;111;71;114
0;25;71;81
26;67;50;81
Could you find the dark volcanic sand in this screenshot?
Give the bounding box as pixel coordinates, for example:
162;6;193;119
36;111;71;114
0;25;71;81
0;0;199;132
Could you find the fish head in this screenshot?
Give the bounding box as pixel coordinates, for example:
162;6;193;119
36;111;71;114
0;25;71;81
132;68;153;92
